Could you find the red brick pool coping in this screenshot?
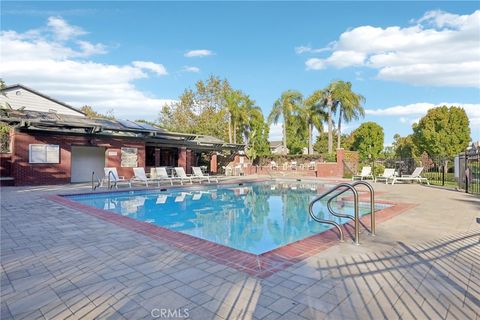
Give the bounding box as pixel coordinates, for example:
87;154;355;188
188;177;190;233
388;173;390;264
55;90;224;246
47;182;416;278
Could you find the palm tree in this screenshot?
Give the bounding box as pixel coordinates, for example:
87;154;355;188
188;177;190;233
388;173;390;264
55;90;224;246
304;90;327;154
268;90;303;150
331;81;365;149
224;90;243;144
319;81;365;153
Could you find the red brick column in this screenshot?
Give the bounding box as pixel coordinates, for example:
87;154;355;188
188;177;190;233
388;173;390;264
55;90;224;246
178;147;187;171
210;154;218;174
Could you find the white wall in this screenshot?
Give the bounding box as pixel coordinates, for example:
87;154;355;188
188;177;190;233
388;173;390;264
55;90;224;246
0;87;84;116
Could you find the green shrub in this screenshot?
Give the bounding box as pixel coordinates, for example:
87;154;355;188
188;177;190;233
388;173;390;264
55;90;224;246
373;164;385;177
323;153;336;162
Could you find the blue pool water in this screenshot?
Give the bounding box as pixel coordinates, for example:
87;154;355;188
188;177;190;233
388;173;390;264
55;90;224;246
65;181;389;254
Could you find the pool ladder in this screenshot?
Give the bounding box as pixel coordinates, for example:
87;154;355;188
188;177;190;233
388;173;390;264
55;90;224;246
91;171;102;191
308;181;375;245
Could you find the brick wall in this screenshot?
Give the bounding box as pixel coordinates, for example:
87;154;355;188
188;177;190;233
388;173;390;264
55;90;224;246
11;131;145;186
242;149;357;178
1;153;12;177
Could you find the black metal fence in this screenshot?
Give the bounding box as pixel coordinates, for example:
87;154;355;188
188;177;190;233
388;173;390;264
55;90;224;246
458;147;480;195
374;152;480;194
375;157;456;188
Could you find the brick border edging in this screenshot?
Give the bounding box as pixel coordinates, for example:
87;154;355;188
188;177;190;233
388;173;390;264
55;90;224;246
47;182;416;278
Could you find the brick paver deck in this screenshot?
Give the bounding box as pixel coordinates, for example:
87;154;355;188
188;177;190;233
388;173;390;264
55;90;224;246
1;180;479;319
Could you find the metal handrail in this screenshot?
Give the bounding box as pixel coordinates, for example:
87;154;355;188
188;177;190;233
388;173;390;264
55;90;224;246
309;183;360;244
107;170;116;189
326;181;375;236
91;171;101;191
353;181;375;236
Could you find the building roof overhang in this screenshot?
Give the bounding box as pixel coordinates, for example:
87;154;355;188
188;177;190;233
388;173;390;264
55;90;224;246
1;110;245;152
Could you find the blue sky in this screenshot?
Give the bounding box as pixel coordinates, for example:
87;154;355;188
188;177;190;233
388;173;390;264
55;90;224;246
1;1;479;145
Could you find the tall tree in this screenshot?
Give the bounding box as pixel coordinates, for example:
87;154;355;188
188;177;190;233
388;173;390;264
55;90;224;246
392;134;418;159
224;90;241;143
80;105;115;119
159;75;270;152
267;90;303;150
159;76;230;140
304;90;327;154
412;106;471;158
245;107;270;162
332;81;365;149
351;122;384;160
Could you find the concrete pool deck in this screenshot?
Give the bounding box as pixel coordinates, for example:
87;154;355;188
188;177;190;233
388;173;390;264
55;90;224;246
1;178;479;319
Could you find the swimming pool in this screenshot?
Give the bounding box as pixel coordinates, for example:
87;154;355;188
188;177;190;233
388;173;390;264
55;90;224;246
65;181;389;254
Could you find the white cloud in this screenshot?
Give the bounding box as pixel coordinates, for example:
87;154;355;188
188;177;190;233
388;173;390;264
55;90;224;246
76;40;107;56
184;49;214;58
132;61;168;76
366;102;480;126
47;16;86;40
294;45;330;54
181;66;200;73
304;10;480;87
0;17;173;119
268;123;283;141
305;58;325;70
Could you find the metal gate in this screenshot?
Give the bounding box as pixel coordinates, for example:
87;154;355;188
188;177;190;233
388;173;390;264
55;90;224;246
458;145;480;195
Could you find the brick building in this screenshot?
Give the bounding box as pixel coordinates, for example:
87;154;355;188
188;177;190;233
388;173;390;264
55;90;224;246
0;85;243;186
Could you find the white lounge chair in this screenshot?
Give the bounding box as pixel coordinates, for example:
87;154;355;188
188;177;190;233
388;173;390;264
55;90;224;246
132;167;159;187
152;167;180;186
103;167;131;188
192;167;218;183
174;167;193;184
270;161;278;170
375;168;396;184
390;167;430;185
352;166;374;181
291;161;297;170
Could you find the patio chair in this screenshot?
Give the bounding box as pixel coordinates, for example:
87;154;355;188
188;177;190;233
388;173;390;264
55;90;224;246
270;161;278;170
103;167;131;188
152;167;180;186
132;167;159;187
192;166;218;183
375;168;396;184
173;167;194;184
308;161;316;170
223;165;233;176
390;167;430;185
291;161;297;170
352;166;374;181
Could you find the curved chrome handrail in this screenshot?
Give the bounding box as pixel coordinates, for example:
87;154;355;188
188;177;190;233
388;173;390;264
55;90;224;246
352;181;375;236
91;171;101;191
107;170;116;189
326;181;375;236
309;183;360;244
